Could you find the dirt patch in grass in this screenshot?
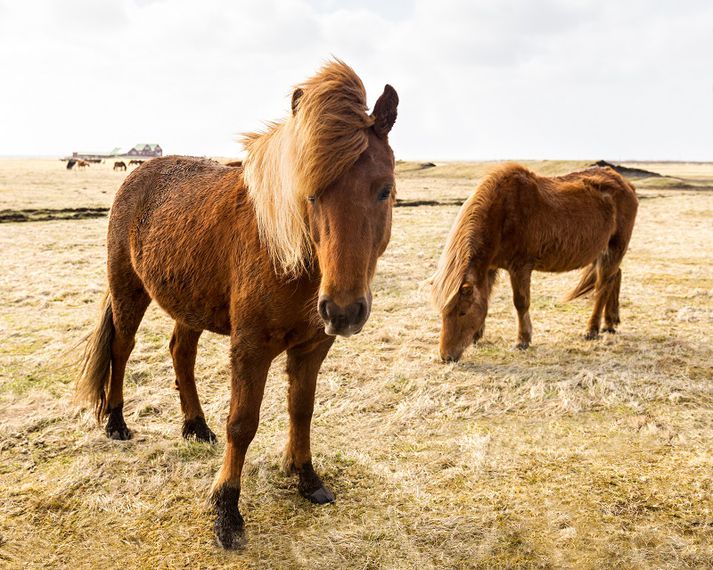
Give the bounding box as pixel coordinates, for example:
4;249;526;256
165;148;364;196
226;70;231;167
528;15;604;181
0;207;110;223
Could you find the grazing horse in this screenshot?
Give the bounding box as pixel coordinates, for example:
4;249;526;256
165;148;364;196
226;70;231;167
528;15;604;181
225;160;243;168
76;60;399;548
113;161;127;171
128;159;144;166
432;163;638;362
76;159;89;170
66;159;76;170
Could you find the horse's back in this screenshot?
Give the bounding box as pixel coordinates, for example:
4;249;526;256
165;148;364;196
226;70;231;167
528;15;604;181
491;165;626;272
108;156;250;333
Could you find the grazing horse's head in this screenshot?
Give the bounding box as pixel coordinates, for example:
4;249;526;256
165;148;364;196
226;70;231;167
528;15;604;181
431;192;494;362
243;60;398;337
437;270;490;362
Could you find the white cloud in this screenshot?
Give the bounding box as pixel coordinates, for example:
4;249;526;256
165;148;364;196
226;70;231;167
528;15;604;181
0;0;710;160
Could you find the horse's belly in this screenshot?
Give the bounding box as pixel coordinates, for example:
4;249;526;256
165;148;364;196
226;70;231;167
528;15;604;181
151;284;231;334
532;231;611;273
133;258;232;334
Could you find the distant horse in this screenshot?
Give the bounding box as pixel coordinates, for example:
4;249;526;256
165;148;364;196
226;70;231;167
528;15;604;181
76;160;89;170
76;60;399;548
66;159;76;170
113;161;127;171
432;163;638;362
128;159;144;167
225;160;243;167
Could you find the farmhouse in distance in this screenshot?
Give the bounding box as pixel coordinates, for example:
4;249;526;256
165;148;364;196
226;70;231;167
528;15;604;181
126;143;162;158
69;143;163;161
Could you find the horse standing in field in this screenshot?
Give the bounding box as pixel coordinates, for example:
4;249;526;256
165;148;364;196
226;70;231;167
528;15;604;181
76;60;399;548
128;159;144;167
431;163;638;362
113;161;127;171
76;159;89;170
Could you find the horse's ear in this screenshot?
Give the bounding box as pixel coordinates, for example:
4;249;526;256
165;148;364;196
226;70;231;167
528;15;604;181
291;88;304;116
372;84;398;138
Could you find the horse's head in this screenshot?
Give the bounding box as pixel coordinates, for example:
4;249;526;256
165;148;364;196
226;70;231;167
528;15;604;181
306;85;398;337
438;268;490;362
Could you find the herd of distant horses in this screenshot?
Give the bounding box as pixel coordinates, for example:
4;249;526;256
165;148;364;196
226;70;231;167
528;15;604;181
75;60;638;549
65;158;145;171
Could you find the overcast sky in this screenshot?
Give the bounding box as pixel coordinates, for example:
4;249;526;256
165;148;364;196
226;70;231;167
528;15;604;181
0;0;711;160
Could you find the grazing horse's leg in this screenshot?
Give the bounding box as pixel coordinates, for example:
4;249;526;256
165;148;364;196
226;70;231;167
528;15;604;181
473;269;497;345
281;335;335;504
585;261;608;340
509;266;533;350
211;347;272;549
105;282;151;440
169;323;216;443
603;268;622;333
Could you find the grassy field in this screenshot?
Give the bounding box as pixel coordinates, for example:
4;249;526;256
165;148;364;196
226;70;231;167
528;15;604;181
1;158;712;569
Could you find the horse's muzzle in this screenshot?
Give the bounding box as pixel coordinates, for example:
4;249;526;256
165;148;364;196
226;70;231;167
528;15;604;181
318;296;369;337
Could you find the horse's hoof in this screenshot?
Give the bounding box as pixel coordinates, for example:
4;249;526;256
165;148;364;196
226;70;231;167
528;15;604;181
182;416;217;444
107;425;132;440
514;342;529;350
297;461;335;504
214;512;246;550
212;486;245;549
304;485;335;504
584;330;599;340
105;406;132;440
602;327;617;334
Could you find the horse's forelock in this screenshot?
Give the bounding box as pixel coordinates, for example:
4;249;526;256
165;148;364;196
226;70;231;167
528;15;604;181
243;59;376;277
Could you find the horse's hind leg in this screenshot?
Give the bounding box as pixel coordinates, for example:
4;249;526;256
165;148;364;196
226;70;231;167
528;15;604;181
282;335;335;504
603;268;622;333
509;266;533;349
169;322;216;443
105;280;151;439
585;260;608;340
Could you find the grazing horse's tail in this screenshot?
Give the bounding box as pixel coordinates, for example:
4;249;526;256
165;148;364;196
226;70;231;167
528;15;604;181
75;291;114;422
565;262;598;301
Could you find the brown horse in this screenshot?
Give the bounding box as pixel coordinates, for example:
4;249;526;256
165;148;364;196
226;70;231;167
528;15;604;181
113;161;127;171
76;60;398;548
128;159;144;166
76;159;89;170
225;160;243;168
432;163;638;362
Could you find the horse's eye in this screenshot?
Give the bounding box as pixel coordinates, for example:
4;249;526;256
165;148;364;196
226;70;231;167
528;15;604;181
378;186;392;201
307;195;316;204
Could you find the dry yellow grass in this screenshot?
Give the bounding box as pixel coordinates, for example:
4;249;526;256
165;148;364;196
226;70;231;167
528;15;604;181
1;158;712;568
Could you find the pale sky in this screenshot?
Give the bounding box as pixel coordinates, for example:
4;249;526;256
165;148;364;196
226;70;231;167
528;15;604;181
1;0;711;160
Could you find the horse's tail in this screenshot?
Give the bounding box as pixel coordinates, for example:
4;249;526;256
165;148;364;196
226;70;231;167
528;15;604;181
75;291;114;422
565;262;598;301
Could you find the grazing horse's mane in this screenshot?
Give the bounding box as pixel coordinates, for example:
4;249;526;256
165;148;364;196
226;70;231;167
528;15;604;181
431;163;520;311
242;59;376;276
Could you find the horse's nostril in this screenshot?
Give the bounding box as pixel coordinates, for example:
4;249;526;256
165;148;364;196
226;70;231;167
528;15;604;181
318;296;369;334
318;298;329;321
353;298;368;325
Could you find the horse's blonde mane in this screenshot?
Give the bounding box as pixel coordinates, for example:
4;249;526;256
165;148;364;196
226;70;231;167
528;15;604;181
242;59;375;277
431;164;518;311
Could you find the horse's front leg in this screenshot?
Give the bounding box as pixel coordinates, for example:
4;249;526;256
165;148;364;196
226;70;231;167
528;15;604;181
509;266;533;350
211;345;272;550
473;269;498;346
282;334;336;504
